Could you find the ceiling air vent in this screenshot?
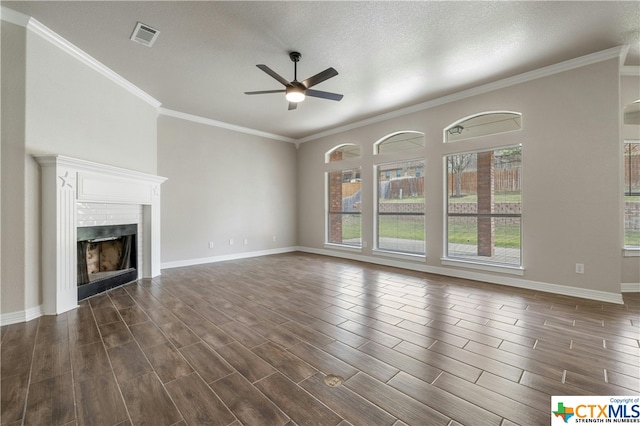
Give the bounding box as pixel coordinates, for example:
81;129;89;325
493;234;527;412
130;22;159;47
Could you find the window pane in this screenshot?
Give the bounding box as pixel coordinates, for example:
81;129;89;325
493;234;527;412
375;132;424;154
377;160;425;254
378;214;424;253
327;168;361;246
446;112;521;143
624;142;640;248
445;146;522;266
326;144;361;163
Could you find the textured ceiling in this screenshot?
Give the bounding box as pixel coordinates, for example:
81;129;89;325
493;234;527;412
4;1;640;140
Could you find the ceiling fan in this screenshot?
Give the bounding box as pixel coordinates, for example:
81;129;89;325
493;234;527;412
244;51;343;110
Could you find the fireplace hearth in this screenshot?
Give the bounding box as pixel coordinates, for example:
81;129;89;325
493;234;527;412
77;224;138;300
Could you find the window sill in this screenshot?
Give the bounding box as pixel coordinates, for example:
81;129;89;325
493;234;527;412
623;248;640;257
372;249;425;262
324;243;362;253
440;258;524;276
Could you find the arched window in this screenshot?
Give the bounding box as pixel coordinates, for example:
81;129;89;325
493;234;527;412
445;111;521;143
374;131;424;154
624;100;640;125
443;112;523;269
325;144;361;163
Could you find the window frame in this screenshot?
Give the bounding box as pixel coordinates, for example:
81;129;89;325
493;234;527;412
441;144;524;274
624;139;640;255
374;131;425;155
325;143;361;164
444;111;522;143
324;166;363;250
373;158;426;258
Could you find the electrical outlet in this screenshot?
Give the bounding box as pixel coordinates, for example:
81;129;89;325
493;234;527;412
229;239;234;245
208;242;214;249
243;239;248;245
575;263;584;274
272;236;277;242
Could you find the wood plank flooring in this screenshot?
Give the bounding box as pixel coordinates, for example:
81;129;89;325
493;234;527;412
2;252;639;425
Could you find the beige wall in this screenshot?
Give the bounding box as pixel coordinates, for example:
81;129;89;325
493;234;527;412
158;115;298;264
1;20;27;315
1;20;158;316
24;34;158;174
298;58;629;296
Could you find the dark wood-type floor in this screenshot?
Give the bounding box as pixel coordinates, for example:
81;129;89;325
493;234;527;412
2;252;639;426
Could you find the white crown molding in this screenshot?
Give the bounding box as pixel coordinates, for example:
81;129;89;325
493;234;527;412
175;44;629;144
0;6;30;26
159;108;297;143
298;246;625;305
161;49;634;143
621;66;640;77
2;5;631;145
619;44;631;68
161;246;297;270
161;44;631;144
26;18;161;109
298;45;629;144
1;7;161;109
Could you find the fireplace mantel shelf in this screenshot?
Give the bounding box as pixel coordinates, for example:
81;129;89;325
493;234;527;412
35;155;167;185
35;154;167;315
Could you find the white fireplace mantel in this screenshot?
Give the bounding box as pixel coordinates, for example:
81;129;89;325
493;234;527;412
35;155;167;315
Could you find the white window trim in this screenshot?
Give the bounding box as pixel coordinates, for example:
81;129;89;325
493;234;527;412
441;257;525;276
623;248;640;257
373;249;426;261
443;111;522;143
324;169;363;249
623;140;639;252
373;131;425;155
325;143;361;164
442;144;523;269
374;158;426;257
324;243;363;253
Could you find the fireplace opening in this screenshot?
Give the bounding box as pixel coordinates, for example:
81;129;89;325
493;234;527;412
77;224;138;300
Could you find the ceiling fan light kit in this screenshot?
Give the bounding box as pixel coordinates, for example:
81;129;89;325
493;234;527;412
285;85;306;103
245;51;343;110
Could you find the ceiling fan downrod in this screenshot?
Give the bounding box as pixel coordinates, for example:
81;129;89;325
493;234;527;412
289;51;301;82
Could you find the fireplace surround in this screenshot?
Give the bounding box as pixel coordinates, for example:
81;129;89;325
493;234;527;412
35;155;166;315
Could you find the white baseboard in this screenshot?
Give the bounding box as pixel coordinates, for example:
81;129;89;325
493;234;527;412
298;246;625;305
2;247;630;326
161;246;298;270
0;304;44;326
621;282;640;293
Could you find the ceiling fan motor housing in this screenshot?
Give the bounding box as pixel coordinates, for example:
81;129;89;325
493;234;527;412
289;51;302;63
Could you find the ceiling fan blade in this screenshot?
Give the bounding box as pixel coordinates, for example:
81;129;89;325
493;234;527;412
305;89;343;101
256;64;291;87
244;89;286;95
288;102;298;111
302;67;338;89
